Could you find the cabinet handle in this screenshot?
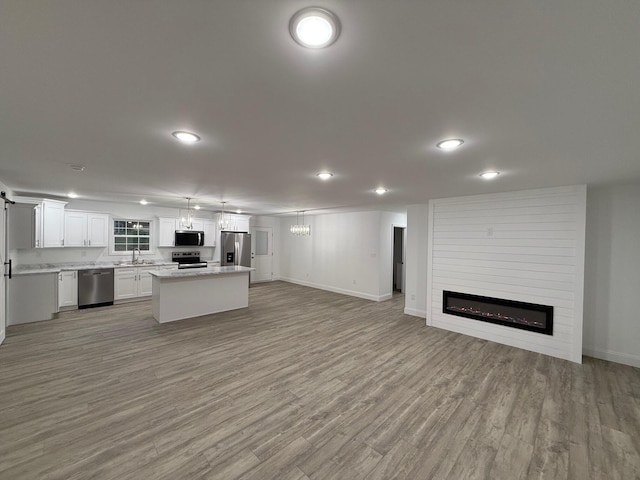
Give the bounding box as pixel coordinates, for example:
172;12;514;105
88;240;91;246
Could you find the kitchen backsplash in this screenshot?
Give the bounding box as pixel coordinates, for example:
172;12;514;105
12;246;215;266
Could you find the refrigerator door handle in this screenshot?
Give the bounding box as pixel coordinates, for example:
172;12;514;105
234;241;240;266
4;259;11;279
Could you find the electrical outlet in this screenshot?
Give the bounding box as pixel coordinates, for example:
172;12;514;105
81;251;87;257
411;294;416;300
353;279;356;284
35;251;41;258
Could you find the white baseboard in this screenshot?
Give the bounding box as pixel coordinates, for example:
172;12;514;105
0;330;5;346
404;308;426;318
280;277;390;302
583;346;640;368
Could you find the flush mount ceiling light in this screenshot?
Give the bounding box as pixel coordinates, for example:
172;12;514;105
67;192;78;199
290;7;340;48
194;205;201;210
374;187;388;195
172;131;201;143
316;172;333;180
479;171;500;179
236;209;242;214
139;199;148;205
436;138;464;151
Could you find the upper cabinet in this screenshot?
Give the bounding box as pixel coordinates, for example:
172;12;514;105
222;214;250;232
64;211;109;247
157;217;218;247
203;220;217;247
158;217;178;247
9;199;66;249
41;199;66;248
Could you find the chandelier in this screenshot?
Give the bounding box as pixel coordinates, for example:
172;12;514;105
219;201;229;230
290;211;311;236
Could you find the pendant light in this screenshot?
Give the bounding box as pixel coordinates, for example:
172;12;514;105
179;197;194;230
219;201;229;230
290;211;311;236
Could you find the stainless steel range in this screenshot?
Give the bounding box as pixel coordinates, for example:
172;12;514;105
172;251;208;269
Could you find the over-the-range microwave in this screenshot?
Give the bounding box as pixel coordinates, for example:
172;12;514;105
175;230;205;246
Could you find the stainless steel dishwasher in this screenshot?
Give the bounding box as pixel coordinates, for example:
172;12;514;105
78;268;114;308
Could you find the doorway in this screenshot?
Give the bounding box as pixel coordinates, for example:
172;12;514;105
250;226;273;283
393;226;406;293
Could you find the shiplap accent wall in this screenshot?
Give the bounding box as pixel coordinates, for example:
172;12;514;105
426;185;586;363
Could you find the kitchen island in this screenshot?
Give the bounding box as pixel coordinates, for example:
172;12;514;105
150;266;253;323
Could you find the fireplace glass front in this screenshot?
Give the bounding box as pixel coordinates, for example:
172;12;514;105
442;290;553;335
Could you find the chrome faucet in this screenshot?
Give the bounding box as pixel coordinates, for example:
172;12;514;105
132;247;141;264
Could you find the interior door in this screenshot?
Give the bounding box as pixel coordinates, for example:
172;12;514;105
250;227;272;283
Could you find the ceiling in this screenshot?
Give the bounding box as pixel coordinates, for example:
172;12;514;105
1;1;639;215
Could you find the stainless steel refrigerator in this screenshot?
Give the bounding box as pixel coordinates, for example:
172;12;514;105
220;231;251;267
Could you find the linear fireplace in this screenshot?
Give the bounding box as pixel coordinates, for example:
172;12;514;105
443;290;553;335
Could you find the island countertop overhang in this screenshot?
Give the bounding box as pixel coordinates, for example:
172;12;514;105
150;265;254;279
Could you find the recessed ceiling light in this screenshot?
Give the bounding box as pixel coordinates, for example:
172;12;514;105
172;131;201;143
68;164;85;172
236;209;242;214
140;199;148;205
436;138;464;151
374;187;388;195
290;7;340;48
316;172;333;180
479;171;500;179
194;205;201;210
67;192;78;199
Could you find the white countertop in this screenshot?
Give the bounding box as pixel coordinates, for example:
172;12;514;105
12;261;183;276
150;265;253;279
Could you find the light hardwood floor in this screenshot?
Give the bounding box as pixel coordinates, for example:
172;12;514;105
1;281;639;479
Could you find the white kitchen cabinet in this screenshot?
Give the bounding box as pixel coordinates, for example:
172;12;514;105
10;197;66;249
203;220;217;247
8;203;38;249
223;214;250;232
158;217;217;247
64;211;109;247
190;219;205;231
158;217;177;247
41;200;66;248
87;213;110;247
115;266;155;300
137;267;154;296
64;211;87;247
58;271;78;308
115;268;138;300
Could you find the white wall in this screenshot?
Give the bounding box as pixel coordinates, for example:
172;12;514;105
404;204;429;317
427;186;587;363
279;210;406;301
583;182;640;367
11;199;221;266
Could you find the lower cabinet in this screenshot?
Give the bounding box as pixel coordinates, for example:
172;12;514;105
58;271;78;308
115;266;155;300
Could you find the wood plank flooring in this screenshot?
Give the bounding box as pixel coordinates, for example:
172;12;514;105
1;281;639;479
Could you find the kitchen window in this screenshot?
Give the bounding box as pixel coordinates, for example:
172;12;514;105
113;220;151;252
